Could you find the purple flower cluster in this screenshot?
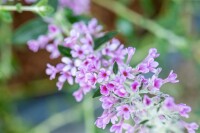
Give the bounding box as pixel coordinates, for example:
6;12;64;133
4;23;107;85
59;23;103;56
28;17;199;133
59;0;90;15
27;24;62;59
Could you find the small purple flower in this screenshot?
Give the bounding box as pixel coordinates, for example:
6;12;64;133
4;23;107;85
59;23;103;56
81;84;92;95
58;72;73;90
143;95;152;106
48;24;60;37
150;76;163;91
38;35;49;48
164;97;176;110
164;70;179;83
106;83;115;91
177;103;191;118
71;45;90;59
27;40;40;52
137;63;149;73
147;58;159;73
183;122;199;133
114;87;127;97
59;0;90;15
73;89;83;102
86;73;97;86
120;67;134;80
98;68;111;82
117;105;131;120
80;33;93;46
64;30;79;48
148;48;160;59
110;122;123;133
100;96;116;109
46;43;60;59
88;18;103;35
131;81;140;92
126;47;135;64
100;85;109;96
62;57;81;76
46;64;58;80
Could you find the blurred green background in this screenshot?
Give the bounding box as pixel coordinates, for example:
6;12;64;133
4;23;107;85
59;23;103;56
0;0;200;133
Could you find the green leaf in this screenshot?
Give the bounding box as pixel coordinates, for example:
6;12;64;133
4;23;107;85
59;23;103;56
13;18;47;45
94;31;118;50
92;84;101;98
64;8;90;24
139;120;149;125
58;45;72;57
113;62;118;74
0;11;12;23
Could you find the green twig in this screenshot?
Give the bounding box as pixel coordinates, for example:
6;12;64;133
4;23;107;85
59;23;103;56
30;105;82;133
0;5;45;13
92;0;188;49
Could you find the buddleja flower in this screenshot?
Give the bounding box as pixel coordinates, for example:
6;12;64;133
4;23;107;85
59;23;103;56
93;47;198;133
28;16;198;133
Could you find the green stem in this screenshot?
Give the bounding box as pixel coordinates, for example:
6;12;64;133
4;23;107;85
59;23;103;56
0;5;46;13
92;0;188;49
82;93;95;133
30;105;82;133
0;22;12;80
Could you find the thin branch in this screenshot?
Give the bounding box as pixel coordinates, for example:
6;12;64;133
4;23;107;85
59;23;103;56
92;0;188;49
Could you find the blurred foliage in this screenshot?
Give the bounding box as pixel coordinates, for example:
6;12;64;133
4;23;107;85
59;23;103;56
13;18;47;45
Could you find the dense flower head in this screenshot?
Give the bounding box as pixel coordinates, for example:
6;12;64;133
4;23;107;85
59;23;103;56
27;17;199;133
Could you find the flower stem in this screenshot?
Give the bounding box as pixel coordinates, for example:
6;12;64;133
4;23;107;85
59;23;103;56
92;0;188;49
82;93;95;133
0;5;45;13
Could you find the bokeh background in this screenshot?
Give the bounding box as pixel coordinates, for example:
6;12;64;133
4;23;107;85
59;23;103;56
0;0;200;133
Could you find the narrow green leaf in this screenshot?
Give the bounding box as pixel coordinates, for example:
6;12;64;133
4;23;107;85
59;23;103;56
113;62;119;74
64;8;90;24
92;84;101;98
94;31;118;50
13;18;47;45
139;120;149;125
58;45;72;57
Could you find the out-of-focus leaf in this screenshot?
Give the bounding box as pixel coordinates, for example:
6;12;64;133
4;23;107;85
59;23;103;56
64;8;90;24
0;11;12;23
58;45;72;57
140;0;154;17
116;18;134;37
113;62;119;74
48;0;58;11
94;31;118;50
13;18;47;45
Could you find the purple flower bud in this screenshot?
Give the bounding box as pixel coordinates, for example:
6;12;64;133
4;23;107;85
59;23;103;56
27;40;40;52
126;47;135;64
143;95;152;106
177;103;191;118
73;89;83;102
